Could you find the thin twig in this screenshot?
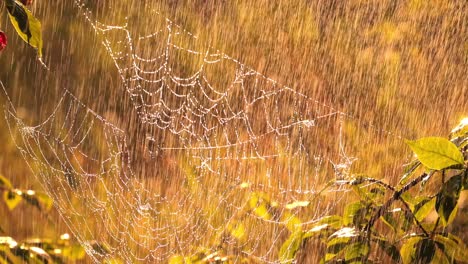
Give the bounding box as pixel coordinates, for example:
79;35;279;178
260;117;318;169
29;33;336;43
364;172;432;238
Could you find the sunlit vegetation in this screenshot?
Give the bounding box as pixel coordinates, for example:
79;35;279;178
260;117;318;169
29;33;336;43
0;0;466;263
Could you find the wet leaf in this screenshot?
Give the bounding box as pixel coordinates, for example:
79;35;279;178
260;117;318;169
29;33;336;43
315;215;343;229
62;245;86;260
28;246;53;263
400;160;420;184
5;0;43;57
368;187;386;202
414;198;435;222
327;227;360;250
434;234;468;262
279;230;303;264
304;215;342;239
229;222;245;241
0;175;12;189
329;227;360;240
285;200;310;210
252;204;272;220
432;248;450;264
381;211;399;232
0;237;18;247
373;236;401;262
405;137;464;170
249;192;273;220
436;175;463;226
282;212;302;232
450;118;468;144
9;245;30;262
400;236;423;264
3;190;22;210
305;224;329;235
414;238;436;263
35;192;53;211
344;242;369;262
168;255;184;264
325;228;361;262
343;201;368;226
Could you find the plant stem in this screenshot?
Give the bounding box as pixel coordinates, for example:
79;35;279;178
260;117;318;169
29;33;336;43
364;172;432;237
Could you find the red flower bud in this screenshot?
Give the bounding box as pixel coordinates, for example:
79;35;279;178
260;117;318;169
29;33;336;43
20;0;34;5
0;31;7;52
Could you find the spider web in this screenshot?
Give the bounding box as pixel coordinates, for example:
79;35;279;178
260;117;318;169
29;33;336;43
1;1;388;263
3;83;349;263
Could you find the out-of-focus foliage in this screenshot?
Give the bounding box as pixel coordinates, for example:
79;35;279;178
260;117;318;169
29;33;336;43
0;174;86;263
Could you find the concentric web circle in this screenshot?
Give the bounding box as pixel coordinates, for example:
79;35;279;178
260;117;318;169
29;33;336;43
1;1;397;263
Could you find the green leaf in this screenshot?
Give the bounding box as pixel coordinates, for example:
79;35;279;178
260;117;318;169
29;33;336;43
278;230;303;264
3;190;22;210
315;215;343;229
249;192;273;220
28;246;53;263
368;187;386;202
229;222;245;241
414;238;436;263
304;223;330;238
329;227;360;240
168;255;185;264
381;210;399;233
62;245;86;260
400;236;424;264
285;200;310;210
344;242;369;262
399;160;421;184
432;248;450;264
405;137;464;170
304;215;342;239
436;175;463;226
327;227;360;249
282;212;302;232
434;234;468;262
6;0;43;57
35;192;53;211
0;175;12;189
414;198;435;222
343;201;368;227
325;228;361;262
373;237;401;262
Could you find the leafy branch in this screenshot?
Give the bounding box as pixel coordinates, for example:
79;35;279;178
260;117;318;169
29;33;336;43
1;0;43;58
0;174;87;264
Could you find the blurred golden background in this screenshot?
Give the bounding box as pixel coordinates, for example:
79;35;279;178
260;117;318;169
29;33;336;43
0;0;466;263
